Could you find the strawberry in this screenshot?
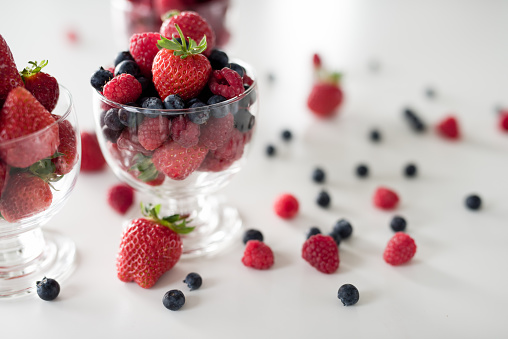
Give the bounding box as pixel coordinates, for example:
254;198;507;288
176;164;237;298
307;54;343;118
211;128;245;161
152;24;212;101
117;203;193;288
302;234;339;274
241;240;274;270
170;115;200;148
20;60;60;112
383;232;417;266
102;73;142;104
107;183;135;215
80;131;106;172
436;115;460;139
0;34;24;105
197;152;236;172
0;159;8;197
152;140;208;180
129;32;161;78
154;0;185;18
198;114;234;150
0;87;59;168
0;172;52;223
137;116;171;151
160;11;215;56
51;115;78;175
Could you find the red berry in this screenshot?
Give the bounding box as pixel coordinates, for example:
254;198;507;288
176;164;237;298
212;128;245;161
152;140;208;180
373;187;399;210
51;115;78;175
137;116;171;151
208;68;245;99
307;82;343;118
0;159;8;198
273;193;299;219
241;240;274;270
80;131;107;172
20;61;60;112
436;115;460;139
198;114;234;150
499;111;508;132
170;115;200;148
383;232;417;265
129;32;161;78
197;152;236;172
103;73;142;104
312;53;322;68
0;34;24;105
107;183;135;215
302;234;339;274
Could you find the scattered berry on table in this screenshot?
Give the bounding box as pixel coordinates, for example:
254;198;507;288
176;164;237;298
328;231;341;246
337;284;359;306
114;60;141;78
107;183;135;215
333;219;353;239
208;49;229;70
20;60;60;112
80;131;106;172
36;277;60;301
163;94;185;110
383;232;417;266
316;190;331;208
0;34;24;104
266;144;276;157
403;107;426;133
436;115;460;140
302;234;339;274
274;193;299;219
243;229;264;244
114;50;134;67
498;111;508;132
103;73;142;104
163;289;186;311
465;194;482;211
390;216;407;232
281;129;292;141
183;272;202;291
306;226;322;239
356;164;369;178
312;167;326;183
404;163;418;178
307;54;343;118
369;129;381;142
312;53;322;69
242;240;274;270
373;187;399;210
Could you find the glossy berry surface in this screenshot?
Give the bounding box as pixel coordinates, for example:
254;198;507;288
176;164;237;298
312;167;326;183
302;234;339;274
90;67;114;91
208;49;229;70
383;232;417;265
274;193;299;219
306;226;321;239
114;50;134;66
114;60;140;77
243;229;264;244
281;129;292;141
242;240;274;270
333;219;353;239
337;284;359;306
183;272;202;291
163;94;185;109
163;289;185;311
465;194;482;210
356;164;369;178
404;163;417;177
36;277;60;301
390;216;407;232
316;190;331;208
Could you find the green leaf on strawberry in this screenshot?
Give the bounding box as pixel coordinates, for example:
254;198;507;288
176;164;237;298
156;24;207;58
140;202;194;234
20;60;49;79
129;153;160;182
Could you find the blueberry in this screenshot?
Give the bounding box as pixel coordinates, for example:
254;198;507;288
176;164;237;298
114;60;140;77
102;125;122;143
183;272;202;291
227;63;245;77
90;67;113;91
370;129;381;142
356;164;369;178
114;51;134;66
404;163;417;177
266;144;276;157
243;229;263;244
142;97;164;112
239;89;256;108
328;231;341;246
36;277;60;301
118;108;144;128
306;227;321;239
316;190;331;208
404;108;426;133
197;85;214;103
281;129;292;141
163;94;185;110
390;216;407;232
188;101;210;124
337;284;359;306
162;289;185;311
103;108;123;131
234;109;255;132
208;49;229;70
312;167;326;183
186;98;203;108
332;219;353;239
99;110;107;128
465;194;482;210
137;76;158;97
207;95;229;118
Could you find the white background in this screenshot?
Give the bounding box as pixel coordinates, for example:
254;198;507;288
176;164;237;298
1;0;508;337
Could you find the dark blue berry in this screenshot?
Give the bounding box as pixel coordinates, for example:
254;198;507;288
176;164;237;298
404;163;417;177
227;63;245;77
188;102;210;124
137;76;158;97
114;60;140;77
306;226;321;239
316;190;331;208
208;49;229;70
163;94;185;110
36;277;60;301
186;98;203;108
337;284;359;306
243;229;264;244
207;95;229;118
281;129;292;141
312;167;326;183
104;108;124;131
370;129;381;142
356;164;369;178
118;108;144;128
99;110;107;128
102;125;122;143
333;219;353;239
266;144;276;156
234;109;255;132
465;194;482;210
183;272;202;291
197;85;214;104
328;231;341;246
90;67;113;91
142;97;164;112
207;94;227;105
162;289;185;311
390;216;407;232
404;108;426;133
114;51;134;66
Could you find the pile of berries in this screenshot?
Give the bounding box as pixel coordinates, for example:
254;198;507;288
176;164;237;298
0;35;78;223
91;11;256;185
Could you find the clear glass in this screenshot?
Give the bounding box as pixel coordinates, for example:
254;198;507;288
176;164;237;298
111;0;230;49
92;60;258;258
0;86;80;298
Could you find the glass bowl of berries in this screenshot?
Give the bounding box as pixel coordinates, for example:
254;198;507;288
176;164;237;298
91;25;257;258
0;57;80;298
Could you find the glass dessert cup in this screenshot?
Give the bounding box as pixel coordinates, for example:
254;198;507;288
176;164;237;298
0;86;80;299
93;63;257;258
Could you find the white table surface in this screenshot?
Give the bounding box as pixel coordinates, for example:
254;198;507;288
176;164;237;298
1;0;508;337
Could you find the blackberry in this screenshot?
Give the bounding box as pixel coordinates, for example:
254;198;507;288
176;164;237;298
243;229;264;244
188;101;210;124
114;60;140;77
306;226;321;239
337;284;359;306
104;108;124;131
36;277;60;301
227;62;245;77
404;108;426;133
266;144;276;157
90;67;113;91
465;194;482;210
163;94;185;110
356;164;369;178
207;95;229;118
281;129;292;141
328;231;341;246
312;167;326;183
316;190;331;208
208;49;229;70
332;219;353;239
390;216;407;232
114;50;134;66
183;272;202;291
162;289;185;311
370;129;381;142
234;109;255;132
102;125;122;143
404;163;417;178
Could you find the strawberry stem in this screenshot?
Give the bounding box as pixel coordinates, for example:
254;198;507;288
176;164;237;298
140;203;194;234
157;24;207;59
20;60;49;79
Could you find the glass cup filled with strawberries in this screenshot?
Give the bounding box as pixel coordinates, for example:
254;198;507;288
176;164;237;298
91;12;257;258
0;36;80;298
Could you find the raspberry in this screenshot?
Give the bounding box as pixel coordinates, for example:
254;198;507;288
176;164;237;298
80;131;106;172
499;111;508;132
373;187;399;210
212;128;245;161
107;183;135;215
103;73;142;104
273;193;299;219
170;115;200;148
383;232;417;265
199;114;234;150
302;234;339;274
241;240;274;270
197;152;236;172
208;68;245;99
436;115;460;139
129;32;160;78
307;82;343;118
137;116;171;151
